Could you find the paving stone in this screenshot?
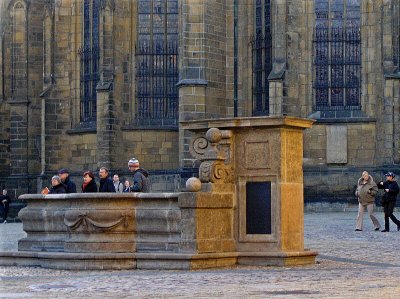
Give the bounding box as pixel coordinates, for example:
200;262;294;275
0;212;400;298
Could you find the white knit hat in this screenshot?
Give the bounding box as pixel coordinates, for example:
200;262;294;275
128;158;139;167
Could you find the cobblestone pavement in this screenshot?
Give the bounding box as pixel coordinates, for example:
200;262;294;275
1;212;400;298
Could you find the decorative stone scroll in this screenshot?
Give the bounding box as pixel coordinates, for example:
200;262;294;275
191;128;233;184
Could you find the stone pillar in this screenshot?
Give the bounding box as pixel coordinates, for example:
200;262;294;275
394;78;400;164
178;81;208;169
383;76;400;164
178;0;230;169
96;83;114;168
99;1;114;83
0;32;4;102
381;0;397;74
268;74;284;116
178;0;207;169
269;0;287;116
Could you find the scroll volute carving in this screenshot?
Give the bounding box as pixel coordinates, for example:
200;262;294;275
191;128;233;184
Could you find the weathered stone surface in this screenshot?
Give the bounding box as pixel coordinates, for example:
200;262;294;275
326;126;348;164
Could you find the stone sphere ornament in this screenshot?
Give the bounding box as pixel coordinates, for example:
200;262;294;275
206;128;222;143
186;177;202;192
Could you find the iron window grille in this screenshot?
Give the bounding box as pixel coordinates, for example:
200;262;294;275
78;0;99;125
251;0;272;116
135;0;179;128
313;0;361;111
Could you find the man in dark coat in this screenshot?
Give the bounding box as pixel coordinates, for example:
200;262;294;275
0;188;11;223
98;167;116;193
128;158;150;192
58;168;77;193
378;172;400;232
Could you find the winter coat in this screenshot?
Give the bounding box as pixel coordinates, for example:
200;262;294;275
99;177;116;193
132;168;150;192
64;177;77;193
81;180;98;193
49;183;67;194
378;180;399;203
355;175;378;205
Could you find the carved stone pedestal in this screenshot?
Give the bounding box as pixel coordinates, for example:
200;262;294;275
182;116;318;266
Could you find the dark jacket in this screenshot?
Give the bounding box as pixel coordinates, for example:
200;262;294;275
378;180;399;203
0;194;10;207
81;180;98;193
132;168;150;192
64;177;77;193
49;183;67;194
99;177;116;193
123;187;131;193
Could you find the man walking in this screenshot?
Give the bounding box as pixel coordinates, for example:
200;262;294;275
378;172;400;232
128;158;150;192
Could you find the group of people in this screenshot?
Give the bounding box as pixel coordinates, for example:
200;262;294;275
44;158;150;195
355;171;400;232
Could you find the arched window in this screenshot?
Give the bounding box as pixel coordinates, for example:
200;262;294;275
135;0;179;128
313;0;361;110
251;0;272;116
78;0;100;125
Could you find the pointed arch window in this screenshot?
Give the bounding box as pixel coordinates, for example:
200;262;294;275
251;0;272;116
78;0;100;124
135;0;179;128
313;0;361;110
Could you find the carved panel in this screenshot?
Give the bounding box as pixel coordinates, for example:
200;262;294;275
245;141;271;169
64;210;132;232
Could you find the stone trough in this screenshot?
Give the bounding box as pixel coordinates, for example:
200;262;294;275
8;191;237;270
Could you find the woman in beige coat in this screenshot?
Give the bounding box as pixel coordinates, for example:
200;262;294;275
355;171;381;231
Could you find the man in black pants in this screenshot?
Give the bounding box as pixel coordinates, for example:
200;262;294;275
0;189;11;224
378;172;400;232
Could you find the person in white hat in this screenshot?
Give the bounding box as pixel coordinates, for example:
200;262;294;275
128;158;150;192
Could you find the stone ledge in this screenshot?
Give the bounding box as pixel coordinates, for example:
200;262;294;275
0;250;317;269
237;250;318;267
176;79;208;87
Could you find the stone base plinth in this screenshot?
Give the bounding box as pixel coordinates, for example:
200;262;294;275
0;251;238;270
237;250;317;267
0;250;316;269
0;251;137;270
